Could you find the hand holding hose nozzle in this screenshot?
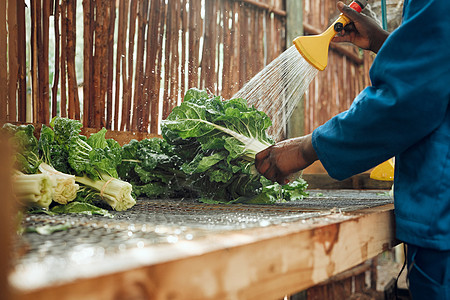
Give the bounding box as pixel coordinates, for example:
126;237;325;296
332;1;390;54
293;0;372;70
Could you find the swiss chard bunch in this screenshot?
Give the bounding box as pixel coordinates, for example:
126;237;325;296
2;123;41;174
118;138;193;199
161;89;309;203
161;88;277;203
2;123;79;208
44;117;135;211
49;117;122;179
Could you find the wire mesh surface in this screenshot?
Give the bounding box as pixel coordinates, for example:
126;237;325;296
14;189;392;283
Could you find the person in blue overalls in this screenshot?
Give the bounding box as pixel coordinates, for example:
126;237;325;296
255;0;450;298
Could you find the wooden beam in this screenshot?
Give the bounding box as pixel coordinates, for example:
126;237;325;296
17;0;27;122
237;0;286;17
0;134;15;300
286;0;305;138
0;0;8;122
12;205;396;299
303;173;393;190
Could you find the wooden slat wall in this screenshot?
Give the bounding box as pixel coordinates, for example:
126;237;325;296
303;0;375;134
1;0;27;124
2;0;286;134
2;0;373;139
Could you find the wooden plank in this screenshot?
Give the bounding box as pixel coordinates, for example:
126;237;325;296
17;0;27;122
216;0;223;95
41;0;50;123
114;0;126;131
162;0;172;119
82;0;92;126
238;0;286;16
238;3;248;89
141;0;156;132
143;0;161;133
7;0;19;122
66;0;80;121
0;134;15;300
12;204;396;299
180;0;187;100
188;0;200;89
247;7;255;81
302;173;393;190
60;0;67;118
131;0;149;131
230;1;240;95
52;0;60;118
221;0;231;99
256;9;264;72
149;0;165;133
121;0;137;131
106;0;116;129
201;0;214;92
30;0;40;122
119;0;130;131
169;0;179;113
286;0;305;138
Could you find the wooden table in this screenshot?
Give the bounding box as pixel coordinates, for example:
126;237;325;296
11;194;396;300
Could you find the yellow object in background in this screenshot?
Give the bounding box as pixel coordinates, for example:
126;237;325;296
370;158;395;181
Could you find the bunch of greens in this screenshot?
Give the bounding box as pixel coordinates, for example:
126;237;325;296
45;117;135;211
4;124;79;208
3;119;135;212
118;138;193;199
161;88;308;204
2;124;41;174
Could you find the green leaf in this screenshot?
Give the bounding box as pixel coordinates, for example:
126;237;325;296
87;127;108;149
25;223;72;235
51;201;114;218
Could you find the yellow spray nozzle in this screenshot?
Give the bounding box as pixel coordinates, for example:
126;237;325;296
293;0;365;71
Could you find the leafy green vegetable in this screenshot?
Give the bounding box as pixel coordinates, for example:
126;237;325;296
261;177;309;202
38;124;71;173
2;124;40;173
160;88;309;204
161;88;275;203
47;117;135;211
51;201;114;218
24;223;72;235
118;138;191;198
4;118;136;212
67;127;122;180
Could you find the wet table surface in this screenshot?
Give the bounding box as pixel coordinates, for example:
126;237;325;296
11;190;395;300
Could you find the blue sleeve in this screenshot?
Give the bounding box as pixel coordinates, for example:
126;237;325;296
312;0;450;180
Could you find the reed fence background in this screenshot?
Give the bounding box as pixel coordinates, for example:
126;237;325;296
1;0;374;140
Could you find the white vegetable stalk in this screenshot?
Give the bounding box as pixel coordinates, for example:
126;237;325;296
75;174;136;211
38;162;79;205
13;172;53;209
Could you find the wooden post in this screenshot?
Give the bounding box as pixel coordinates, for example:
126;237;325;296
0;134;15;300
0;0;8;122
286;0;305;138
17;0;27;122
